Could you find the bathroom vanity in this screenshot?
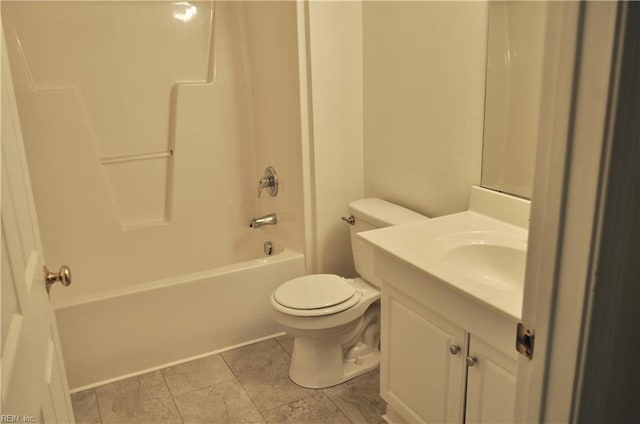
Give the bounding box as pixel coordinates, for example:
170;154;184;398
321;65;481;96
359;187;530;424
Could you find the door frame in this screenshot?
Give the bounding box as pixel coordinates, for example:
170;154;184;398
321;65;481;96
515;1;626;422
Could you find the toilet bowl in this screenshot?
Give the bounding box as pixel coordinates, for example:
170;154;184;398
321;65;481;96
271;276;380;388
270;199;428;388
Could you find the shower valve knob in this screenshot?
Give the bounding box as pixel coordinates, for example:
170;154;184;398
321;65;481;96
257;166;278;198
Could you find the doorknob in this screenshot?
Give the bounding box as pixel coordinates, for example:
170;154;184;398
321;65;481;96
44;265;71;293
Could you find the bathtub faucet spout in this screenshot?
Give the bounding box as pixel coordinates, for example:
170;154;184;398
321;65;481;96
249;213;278;229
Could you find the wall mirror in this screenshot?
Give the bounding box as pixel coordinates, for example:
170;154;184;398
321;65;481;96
481;2;548;199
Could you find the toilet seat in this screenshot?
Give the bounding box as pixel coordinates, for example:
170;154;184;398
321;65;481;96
272;275;362;317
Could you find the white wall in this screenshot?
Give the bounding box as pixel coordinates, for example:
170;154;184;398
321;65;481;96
303;1;488;275
363;2;488;218
306;1;364;276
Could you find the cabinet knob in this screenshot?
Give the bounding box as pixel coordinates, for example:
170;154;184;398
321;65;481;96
466;355;479;367
449;345;461;355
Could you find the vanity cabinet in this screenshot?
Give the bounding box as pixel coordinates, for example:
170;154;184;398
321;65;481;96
380;282;517;424
465;335;517;423
381;284;466;423
358;186;529;424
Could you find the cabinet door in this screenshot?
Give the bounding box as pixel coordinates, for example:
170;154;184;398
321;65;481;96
381;285;467;423
465;335;518;423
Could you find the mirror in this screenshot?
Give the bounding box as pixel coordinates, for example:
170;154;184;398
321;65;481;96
481;2;548;199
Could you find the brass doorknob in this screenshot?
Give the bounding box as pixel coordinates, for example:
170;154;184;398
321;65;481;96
44;265;71;293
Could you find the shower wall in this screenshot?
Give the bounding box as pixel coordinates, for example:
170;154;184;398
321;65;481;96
243;2;305;255
3;1;305;307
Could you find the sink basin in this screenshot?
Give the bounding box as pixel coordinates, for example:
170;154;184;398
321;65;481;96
434;231;526;290
444;243;525;289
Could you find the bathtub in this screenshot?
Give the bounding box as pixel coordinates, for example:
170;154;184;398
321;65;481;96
56;244;305;391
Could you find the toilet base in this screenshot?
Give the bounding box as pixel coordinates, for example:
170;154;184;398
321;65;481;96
289;341;380;389
287;303;381;389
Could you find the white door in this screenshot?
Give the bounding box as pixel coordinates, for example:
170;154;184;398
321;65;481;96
514;2;618;422
1;24;75;422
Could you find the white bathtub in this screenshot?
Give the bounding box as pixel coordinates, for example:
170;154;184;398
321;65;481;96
56;246;305;391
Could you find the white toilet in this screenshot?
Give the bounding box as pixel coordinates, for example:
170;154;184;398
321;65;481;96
270;198;428;388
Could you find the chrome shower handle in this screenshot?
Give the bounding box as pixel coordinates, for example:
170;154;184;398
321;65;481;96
257;176;274;197
257;166;278;198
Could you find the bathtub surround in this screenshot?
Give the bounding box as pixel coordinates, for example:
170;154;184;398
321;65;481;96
71;337;386;424
2;2;247;302
3;1;306;306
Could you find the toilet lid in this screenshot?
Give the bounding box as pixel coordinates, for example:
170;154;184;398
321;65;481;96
274;274;356;310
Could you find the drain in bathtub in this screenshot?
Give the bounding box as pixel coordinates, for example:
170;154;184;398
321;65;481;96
264;241;274;256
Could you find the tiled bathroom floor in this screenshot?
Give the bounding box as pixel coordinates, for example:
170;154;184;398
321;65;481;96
71;336;386;424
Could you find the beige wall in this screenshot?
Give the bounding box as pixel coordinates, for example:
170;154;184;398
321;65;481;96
306;1;364;276
363;2;488;218
482;2;547;199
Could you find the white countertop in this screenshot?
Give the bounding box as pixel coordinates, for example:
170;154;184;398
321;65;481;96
358;210;528;320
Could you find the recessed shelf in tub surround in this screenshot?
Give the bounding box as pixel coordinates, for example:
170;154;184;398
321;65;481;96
99;150;175;230
358;186;531;320
100;151;173;229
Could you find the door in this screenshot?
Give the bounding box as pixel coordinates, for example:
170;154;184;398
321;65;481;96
1;24;75;422
514;2;619;422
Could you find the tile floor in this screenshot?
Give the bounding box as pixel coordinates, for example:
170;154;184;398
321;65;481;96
71;336;386;424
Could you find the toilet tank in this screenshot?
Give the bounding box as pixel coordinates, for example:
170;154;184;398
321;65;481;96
348;198;428;287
